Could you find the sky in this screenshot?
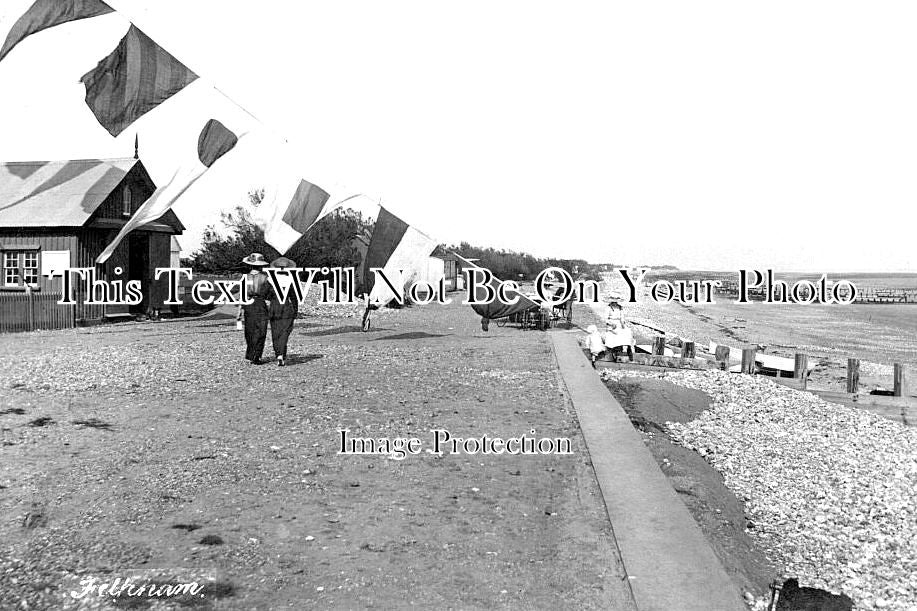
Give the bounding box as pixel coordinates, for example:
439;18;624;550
0;0;915;272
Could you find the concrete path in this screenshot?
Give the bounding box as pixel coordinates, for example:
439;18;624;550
552;331;747;611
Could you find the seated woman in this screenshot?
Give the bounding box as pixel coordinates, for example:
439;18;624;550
602;319;635;361
606;299;625;327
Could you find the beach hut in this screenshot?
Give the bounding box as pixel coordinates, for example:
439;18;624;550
0;157;183;331
437;251;462;292
411;255;446;292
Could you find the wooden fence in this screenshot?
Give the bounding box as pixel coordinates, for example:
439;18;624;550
0;291;74;333
853;288;917;304
713;280;917;304
597;338;914;426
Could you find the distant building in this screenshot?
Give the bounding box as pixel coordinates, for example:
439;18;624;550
412;255;446;293
438;251;464;291
0;157;183;330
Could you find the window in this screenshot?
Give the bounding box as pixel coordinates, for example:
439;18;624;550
22;252;38;284
122;186;132;216
2;250;39;288
3;252;19;286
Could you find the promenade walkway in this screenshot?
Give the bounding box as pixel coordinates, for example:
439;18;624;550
552;329;746;611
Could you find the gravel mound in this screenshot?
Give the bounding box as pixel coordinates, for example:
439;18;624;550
601;368;917;610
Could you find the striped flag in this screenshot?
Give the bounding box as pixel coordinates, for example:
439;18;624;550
81;24;198;136
0;0;113;63
363;207;437;307
254;146;371;254
258;175;333;255
96;119;240;264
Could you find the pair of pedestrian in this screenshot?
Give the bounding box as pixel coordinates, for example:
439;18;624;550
237;253;299;366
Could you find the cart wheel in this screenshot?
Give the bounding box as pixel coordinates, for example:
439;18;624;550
496;318;507;327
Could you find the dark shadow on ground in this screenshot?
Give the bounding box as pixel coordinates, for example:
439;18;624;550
292;321;325;328
284;354;324;365
141;329;232;338
152;312;223;322
372;332;450;341
189;321;239;329
302;325;390;337
189;321;325;330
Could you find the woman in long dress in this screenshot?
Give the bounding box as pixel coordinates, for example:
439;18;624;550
603;297;635;361
237;253;271;364
268;256;299;366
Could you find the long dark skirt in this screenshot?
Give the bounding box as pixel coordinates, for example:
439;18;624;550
270;316;295;358
243;301;269;362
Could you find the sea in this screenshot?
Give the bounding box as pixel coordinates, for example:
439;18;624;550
630;271;917;370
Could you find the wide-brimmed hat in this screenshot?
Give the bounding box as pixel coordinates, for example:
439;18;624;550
242;253;268;266
271;256;296;268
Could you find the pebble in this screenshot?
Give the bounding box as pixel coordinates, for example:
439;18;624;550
602;368;917;610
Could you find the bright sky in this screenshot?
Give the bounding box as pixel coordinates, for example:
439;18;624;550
0;1;915;272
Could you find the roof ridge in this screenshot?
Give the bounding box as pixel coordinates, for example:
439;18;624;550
0;158;142;228
1;157;139;166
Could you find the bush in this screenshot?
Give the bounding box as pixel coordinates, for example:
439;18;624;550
189;190;372;275
443;242;600;282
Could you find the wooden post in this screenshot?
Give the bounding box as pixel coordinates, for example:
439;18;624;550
894;364;906;397
714;344;730;364
741;347;756;374
26;286;35;332
846;358;860;394
681;341;696;359
652;336;666;356
794;353;808;390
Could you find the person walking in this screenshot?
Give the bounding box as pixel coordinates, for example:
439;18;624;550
584;324;606;368
268;256;299;366
361;300;377;332
237;253;271;364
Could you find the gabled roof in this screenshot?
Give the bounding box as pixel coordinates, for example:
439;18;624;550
0;158;141;227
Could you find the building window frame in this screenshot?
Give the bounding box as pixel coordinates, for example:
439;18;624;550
1;248;40;290
122;186;132;217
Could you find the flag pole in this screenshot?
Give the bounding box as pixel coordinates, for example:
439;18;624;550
207;83;288;144
210;84;259;123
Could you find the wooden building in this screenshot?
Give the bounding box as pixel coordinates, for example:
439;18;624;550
439;251;464;291
0;157;183;331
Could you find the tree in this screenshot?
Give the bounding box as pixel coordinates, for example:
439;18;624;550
288;207;370;273
443;242;597;282
190;190;373;275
